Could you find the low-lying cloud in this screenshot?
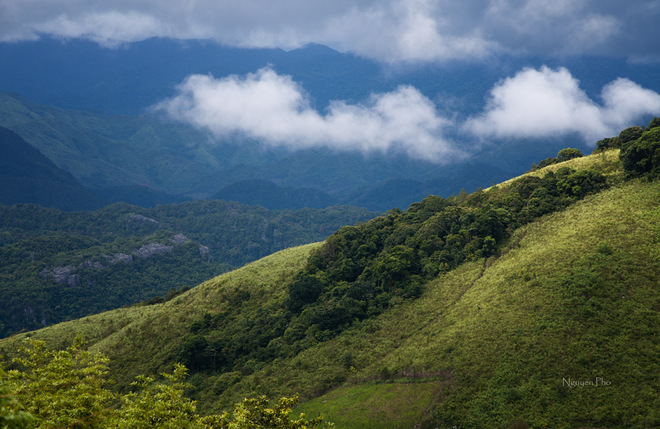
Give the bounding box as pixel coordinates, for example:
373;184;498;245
157;66;660;162
465;66;660;142
154;68;460;162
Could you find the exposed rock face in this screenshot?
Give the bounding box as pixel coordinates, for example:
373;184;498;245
199;245;212;262
171;233;190;244
40;266;81;286
81;260;104;269
128;214;159;225
39;236;183;288
136;243;173;258
106;253;134;264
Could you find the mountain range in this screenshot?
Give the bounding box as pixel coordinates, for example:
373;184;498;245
2;38;659;211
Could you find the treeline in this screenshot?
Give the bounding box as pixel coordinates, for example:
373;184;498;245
0;200;375;338
0;336;331;428
176;117;660;380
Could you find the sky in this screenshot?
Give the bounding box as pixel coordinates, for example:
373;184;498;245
3;0;660;62
2;0;660;161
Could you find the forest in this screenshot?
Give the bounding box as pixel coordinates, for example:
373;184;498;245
0;200;374;338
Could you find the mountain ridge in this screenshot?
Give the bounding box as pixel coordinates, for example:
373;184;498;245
0;126;104;210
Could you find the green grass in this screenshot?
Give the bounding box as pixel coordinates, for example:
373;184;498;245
2;151;658;428
490;149;623;190
0;243;321;388
223;177;660;427
295;381;442;428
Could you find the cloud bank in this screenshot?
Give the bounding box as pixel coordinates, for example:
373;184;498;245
156;66;660;161
154;68;459;162
465;66;660;142
1;0;659;62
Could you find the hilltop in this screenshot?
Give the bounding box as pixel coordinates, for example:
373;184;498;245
1;120;659;428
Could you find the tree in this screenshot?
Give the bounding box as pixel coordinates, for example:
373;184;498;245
620;127;660;179
288;275;326;313
114;364;200;428
6;335;115;428
200;394;331;429
618;126;645;148
556;148;583;162
2;338;332;428
647;117;660;131
0;368;33;429
594;137;619;152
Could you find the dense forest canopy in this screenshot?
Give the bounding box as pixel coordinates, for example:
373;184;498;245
0;200;375;338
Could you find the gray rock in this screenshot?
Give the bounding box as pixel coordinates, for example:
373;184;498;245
136;243;173;258
106;253;134;264
171;233;190;244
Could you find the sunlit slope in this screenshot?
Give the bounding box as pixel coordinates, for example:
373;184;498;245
287;178;660;428
2;151;658;428
0;243;321;386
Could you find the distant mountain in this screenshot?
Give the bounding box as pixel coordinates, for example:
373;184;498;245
213;179;337;210
1;39;659;210
0;126;104;210
0;38;380;115
94;185;188;207
2;38;659;117
0;93;516;211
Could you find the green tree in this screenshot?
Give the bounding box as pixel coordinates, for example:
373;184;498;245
0;368;33;429
556;148;583;162
114;364;199;428
6;335;115;428
618;126;645;148
647;116;660;131
200;394;331;429
620;127;660;179
1;338;332;429
594;136;619;152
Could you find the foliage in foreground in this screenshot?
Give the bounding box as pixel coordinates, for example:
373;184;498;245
0;336;331;428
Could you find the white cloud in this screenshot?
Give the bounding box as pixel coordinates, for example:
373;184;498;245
154;68;461;162
465;66;660;142
34;11;165;47
2;0;658;62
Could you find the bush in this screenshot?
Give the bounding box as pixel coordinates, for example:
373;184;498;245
2;338;331;428
618;126;645;148
647;116;660;131
620;127;660;180
557;148;583;162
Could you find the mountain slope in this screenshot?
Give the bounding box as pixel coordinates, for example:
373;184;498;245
0;92;513;211
0;200;375;338
0;126;103;210
1;150;658;428
213;179;337;210
0;93;224;195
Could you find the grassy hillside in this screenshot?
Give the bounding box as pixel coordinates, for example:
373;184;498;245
0;200;374;337
1;148;658;428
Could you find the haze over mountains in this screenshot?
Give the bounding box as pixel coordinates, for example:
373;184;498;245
1;38;660;210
